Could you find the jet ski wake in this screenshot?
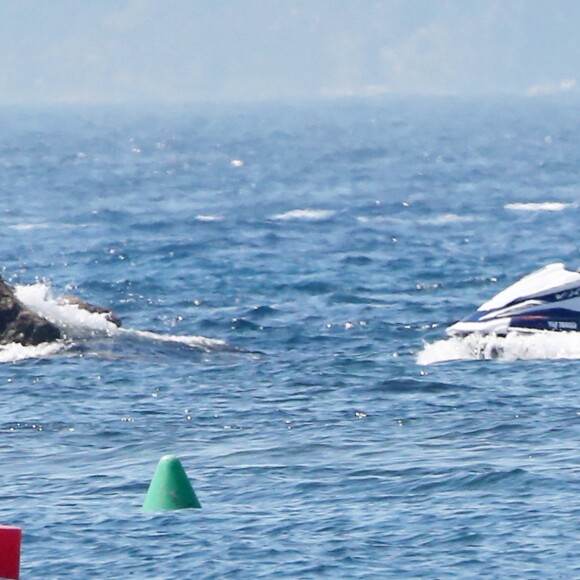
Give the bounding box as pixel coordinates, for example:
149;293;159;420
419;263;580;364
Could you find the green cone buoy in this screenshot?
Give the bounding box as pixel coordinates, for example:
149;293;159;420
143;454;202;512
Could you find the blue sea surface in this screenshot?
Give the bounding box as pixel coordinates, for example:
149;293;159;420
1;97;579;578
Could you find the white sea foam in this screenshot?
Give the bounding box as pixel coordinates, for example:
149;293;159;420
9;223;51;231
417;332;580;365
356;215;391;224
122;328;231;352
9;222;88;231
357;214;476;226
0;341;65;363
505;202;577;212
195;214;223;222
418;213;476;225
271;209;336;221
1;282;235;362
15;283;120;339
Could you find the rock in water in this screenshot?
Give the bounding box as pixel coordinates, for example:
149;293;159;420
58;294;122;327
0;277;62;345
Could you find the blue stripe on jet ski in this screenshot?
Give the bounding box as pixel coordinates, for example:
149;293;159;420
502;286;580;309
466;307;580;329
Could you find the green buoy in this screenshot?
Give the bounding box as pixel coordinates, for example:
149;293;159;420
143;454;202;512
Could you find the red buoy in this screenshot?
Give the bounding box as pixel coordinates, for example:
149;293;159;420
0;525;21;579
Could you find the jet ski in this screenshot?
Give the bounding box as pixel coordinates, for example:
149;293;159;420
447;263;580;337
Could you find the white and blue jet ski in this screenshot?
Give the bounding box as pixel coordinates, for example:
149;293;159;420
447;263;580;337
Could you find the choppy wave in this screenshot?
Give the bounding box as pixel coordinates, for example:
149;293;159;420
357;213;476;226
417;331;580;365
418;213;477;225
195;214;223;222
8;222;88;231
505;202;577;212
15;283;119;339
0;341;65;363
271;208;336;221
3;282;234;363
8;223;52;231
120;328;233;352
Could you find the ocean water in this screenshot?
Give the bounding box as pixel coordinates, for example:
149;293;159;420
1;97;579;578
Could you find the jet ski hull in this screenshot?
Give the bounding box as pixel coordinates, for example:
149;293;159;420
447;264;580;337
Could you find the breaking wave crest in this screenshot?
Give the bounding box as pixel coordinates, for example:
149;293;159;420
0;341;66;363
271;208;336;221
15;283;120;339
505;202;577;212
119;328;232;352
1;282;235;363
417;332;580;365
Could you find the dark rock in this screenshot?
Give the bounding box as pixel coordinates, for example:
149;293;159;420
0;277;62;345
57;295;122;327
0;275;122;346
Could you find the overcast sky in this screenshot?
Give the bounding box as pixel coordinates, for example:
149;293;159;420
1;0;579;105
